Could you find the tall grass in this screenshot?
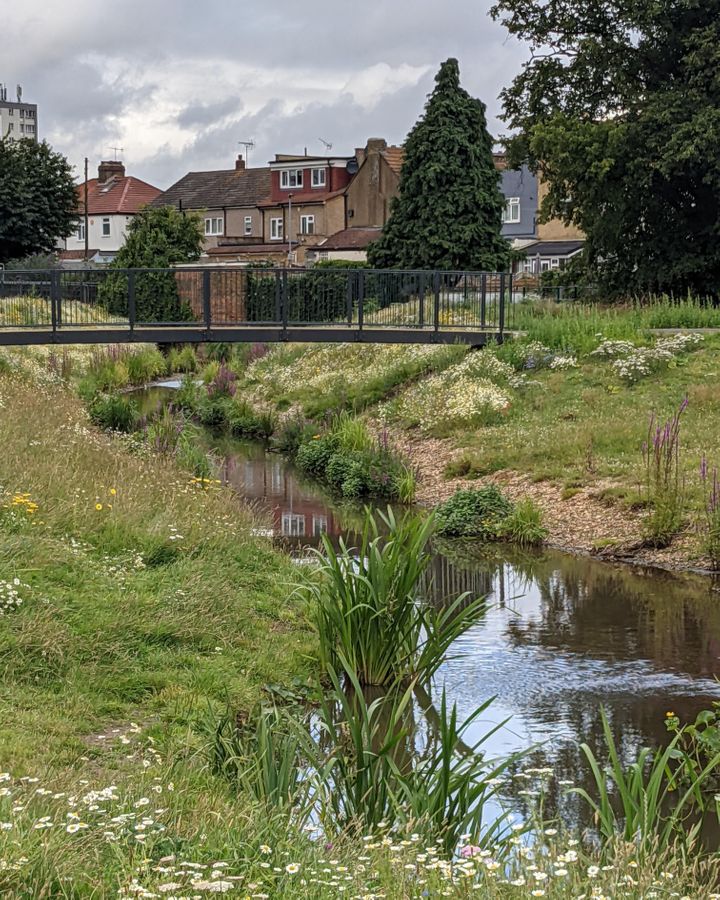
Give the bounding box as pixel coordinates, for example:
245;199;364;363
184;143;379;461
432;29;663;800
299;508;486;687
572;709;720;858
641;399;687;547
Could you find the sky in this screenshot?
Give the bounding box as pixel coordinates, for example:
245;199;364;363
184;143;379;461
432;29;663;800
2;1;526;190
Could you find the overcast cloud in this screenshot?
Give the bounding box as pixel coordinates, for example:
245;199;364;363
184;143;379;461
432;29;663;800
2;1;525;188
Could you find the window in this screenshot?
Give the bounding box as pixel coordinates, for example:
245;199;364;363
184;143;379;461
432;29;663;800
26;109;35;118
204;217;223;236
300;214;315;235
502;197;521;225
76;222;85;241
7;123;13;132
550;258;560;270
271;462;283;493
312;515;328;537
522;258;535;274
101;217;111;237
311;167;326;187
281;513;305;537
7;109;12;116
280;169;303;189
270;217;283;240
244;215;253;236
540;259;551;272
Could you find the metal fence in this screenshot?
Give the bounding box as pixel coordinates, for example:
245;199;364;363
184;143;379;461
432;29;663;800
0;266;588;338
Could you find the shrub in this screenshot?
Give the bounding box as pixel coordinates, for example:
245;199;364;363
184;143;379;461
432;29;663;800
125;348;167;385
295;435;338;479
435;486;514;539
174;374;203;414
227;401;275;440
197;395;231;432
88;394;138;432
272;414;315;454
498;497;547;546
167;345;198;374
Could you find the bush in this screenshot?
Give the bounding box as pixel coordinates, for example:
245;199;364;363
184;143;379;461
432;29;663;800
227;401;275;440
295;435;338;479
167;346;198;374
272;414;315;454
126;348;167;385
435;486;514;539
197;395;231;432
174;374;203;414
498;498;547;546
88;394;138;432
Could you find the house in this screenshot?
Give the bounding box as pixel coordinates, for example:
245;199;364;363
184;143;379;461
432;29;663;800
306;227;383;263
344;138;403;228
0;83;37;142
151;155;270;251
61;161;161;263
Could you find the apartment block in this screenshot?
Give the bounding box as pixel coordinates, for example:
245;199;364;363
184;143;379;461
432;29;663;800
0;83;38;142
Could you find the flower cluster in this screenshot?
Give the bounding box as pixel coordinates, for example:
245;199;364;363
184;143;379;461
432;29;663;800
0;578;27;615
393;372;510;432
549;355;579;370
592;333;704;384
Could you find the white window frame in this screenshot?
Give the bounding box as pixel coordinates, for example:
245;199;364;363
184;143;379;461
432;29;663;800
540;259;551;272
502;197;521;225
281;513;305;536
244;215;253;236
312;515;328;536
204;216;223;237
522;258;534;274
300;214;315;235
76;221;85;241
101;217;111;237
550;258;560;270
280;169;303;189
270;217;284;241
311;167;326;188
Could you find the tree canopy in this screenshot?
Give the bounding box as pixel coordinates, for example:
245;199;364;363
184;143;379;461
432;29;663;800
0;138;77;263
367;59;510;272
99;205;204;322
491;0;720;296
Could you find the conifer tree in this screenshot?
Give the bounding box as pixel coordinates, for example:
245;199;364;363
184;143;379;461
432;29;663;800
368;59;510;271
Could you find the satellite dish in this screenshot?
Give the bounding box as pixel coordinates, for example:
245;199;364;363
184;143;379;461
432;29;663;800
346;159;359;175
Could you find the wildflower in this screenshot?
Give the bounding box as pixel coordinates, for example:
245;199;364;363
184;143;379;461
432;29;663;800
109;488;117;496
587;865;600;878
259;844;272;855
95;503;103;511
285;863;300;874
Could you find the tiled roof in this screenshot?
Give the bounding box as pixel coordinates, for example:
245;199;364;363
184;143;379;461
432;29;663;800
382;146;404;175
519;240;585;257
77;177;161;215
318;227;382;251
258;188;345;208
152;167;271;210
207;242;286;256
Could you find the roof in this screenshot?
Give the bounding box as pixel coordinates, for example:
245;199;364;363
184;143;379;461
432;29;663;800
259;189;346;208
206;242;287;256
152;167;271;210
317;227;382;251
77;176;161;215
59;248;100;260
382;146;404;175
519;240;585;257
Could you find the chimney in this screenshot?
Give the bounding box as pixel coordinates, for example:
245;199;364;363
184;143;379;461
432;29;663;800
235;154;246;171
98;160;125;183
366;137;388;156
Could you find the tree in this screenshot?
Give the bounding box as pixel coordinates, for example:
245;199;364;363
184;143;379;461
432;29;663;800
491;0;720;296
367;59;510;272
99;205;204;322
0;137;77;263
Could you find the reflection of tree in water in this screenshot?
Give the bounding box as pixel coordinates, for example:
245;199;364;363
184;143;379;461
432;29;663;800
504;553;720;675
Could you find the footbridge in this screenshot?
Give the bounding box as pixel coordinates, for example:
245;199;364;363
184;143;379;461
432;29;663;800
0;266;519;346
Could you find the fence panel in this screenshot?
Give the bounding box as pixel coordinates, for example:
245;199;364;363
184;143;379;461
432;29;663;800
0;271;53;327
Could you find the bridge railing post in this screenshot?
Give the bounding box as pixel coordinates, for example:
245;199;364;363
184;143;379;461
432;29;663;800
281;269;288;339
202;270;212;336
499;272;507;338
433;271;441;332
50;270;61;331
346;270;354;326
418;273;426;328
128;271;136;333
357;269;365;331
481;272;487;328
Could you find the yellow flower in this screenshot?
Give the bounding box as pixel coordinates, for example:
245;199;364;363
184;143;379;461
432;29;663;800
666;711;675;718
109;488;117;496
95;503;103;511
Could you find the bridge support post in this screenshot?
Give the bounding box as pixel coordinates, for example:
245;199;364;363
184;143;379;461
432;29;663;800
499;272;507;338
419;273;426;328
128;271;136;336
281;269;288;340
50;270;59;339
202;270;212;339
433;272;440;332
357;271;365;333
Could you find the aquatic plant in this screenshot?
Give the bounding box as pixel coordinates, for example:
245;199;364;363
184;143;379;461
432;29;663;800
435;486;514;540
88;394;138;433
300;508;486;687
699;454;720;568
641;398;687;547
499;497;548;546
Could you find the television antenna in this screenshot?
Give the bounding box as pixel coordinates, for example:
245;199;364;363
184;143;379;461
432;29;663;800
238;139;255;167
109;146;124;160
318;137;333;153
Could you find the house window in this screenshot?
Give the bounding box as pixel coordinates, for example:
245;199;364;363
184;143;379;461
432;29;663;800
76;222;85;241
540;259;551;272
300;214;315;235
101;217;111;237
502;197;521;225
280;169;303;189
244;215;253;236
550;258;560;270
7;123;13;132
281;513;305;536
204;217;223;236
270;217;283;240
522;258;535;274
311;167;326;188
312;515;328;536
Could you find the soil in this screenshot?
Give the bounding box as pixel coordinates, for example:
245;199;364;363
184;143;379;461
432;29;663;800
387;425;718;578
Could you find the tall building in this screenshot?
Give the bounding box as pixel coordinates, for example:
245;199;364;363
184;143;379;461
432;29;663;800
0;83;38;142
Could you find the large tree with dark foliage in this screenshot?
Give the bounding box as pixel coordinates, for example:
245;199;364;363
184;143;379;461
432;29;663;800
491;0;720;296
0;137;76;263
367;59;510;272
99;206;203;322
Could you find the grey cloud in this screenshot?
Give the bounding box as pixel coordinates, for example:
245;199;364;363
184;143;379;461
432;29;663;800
176;97;244;129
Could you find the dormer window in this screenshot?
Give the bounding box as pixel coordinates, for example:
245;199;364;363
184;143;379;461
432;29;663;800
311;168;326;188
280;169;303;189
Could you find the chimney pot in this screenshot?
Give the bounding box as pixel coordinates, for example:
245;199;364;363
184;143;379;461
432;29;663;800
98;160;125;183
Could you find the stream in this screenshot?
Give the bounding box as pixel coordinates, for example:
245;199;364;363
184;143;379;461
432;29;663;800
139;382;720;836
